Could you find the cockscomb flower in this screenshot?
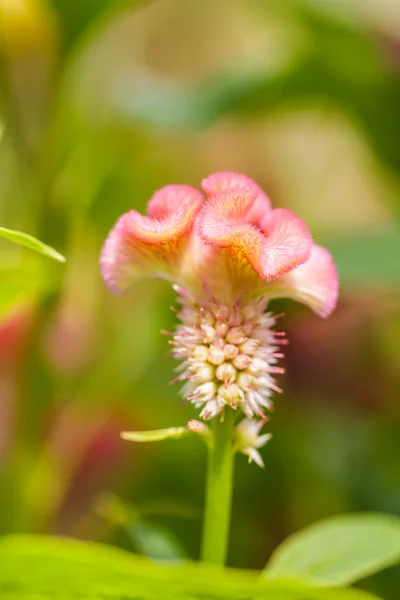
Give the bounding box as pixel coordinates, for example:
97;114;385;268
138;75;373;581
101;172;338;421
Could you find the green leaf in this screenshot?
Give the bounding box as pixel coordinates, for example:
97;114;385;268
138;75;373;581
0;266;34;319
265;513;400;586
121;427;188;443
48;0;148;48
128;520;187;561
110;1;400;174
0;262;47;320
95;493;186;561
0;228;66;263
322;227;400;285
0;535;382;600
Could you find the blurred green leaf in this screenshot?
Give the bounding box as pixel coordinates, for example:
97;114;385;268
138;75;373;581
232;3;400;174
111;1;400;175
0;228;66;263
121;427;188;443
0;262;47;320
95;493;186;561
129;520;186;561
264;513;400;586
114;61;400;173
48;0;149;48
323;227;400;285
0;535;383;600
138;498;199;520
96;492;199;526
0;266;33;319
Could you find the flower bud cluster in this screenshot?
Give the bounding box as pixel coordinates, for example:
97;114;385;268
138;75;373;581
169;288;286;420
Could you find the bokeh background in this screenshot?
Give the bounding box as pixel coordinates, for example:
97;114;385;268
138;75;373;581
0;0;400;597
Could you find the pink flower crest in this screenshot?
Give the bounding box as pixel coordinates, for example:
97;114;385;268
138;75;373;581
101;172;338;420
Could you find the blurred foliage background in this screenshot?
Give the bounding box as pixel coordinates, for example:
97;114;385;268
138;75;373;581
0;0;399;597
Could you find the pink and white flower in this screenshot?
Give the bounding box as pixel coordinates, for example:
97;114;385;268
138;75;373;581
234;418;273;468
101;172;338;420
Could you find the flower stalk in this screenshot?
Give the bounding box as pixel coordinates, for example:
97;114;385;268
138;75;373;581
201;409;235;565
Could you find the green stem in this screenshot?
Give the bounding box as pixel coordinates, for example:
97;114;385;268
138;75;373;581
201;409;235;565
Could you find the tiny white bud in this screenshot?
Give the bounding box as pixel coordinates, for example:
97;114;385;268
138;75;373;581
187;420;211;442
212;304;229;320
201;324;216;343
180;307;198;325
218;383;244;407
200;399;223;420
234;418;272;468
257;375;274;388
233;354;251;370
215;321;229;337
223;343;238;360
243;304;258;321
226;327;247;345
181;380;196;398
251;327;268;342
195;364;215;382
235;418;262;446
242;323;254;336
246;447;265;468
215;362;236;383
201;312;215;326
192;345;209;362
196;381;217;399
208;344;225;365
237;372;254;390
239;339;259;356
248;357;267;375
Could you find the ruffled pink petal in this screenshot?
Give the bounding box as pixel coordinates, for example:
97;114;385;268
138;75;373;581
198;192;312;285
201;171;271;224
100;185;203;293
258;208;313;277
264;245;339;318
147;184;202;219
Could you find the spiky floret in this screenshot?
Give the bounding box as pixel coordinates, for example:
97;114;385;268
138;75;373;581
168;286;286;420
234;419;272;467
